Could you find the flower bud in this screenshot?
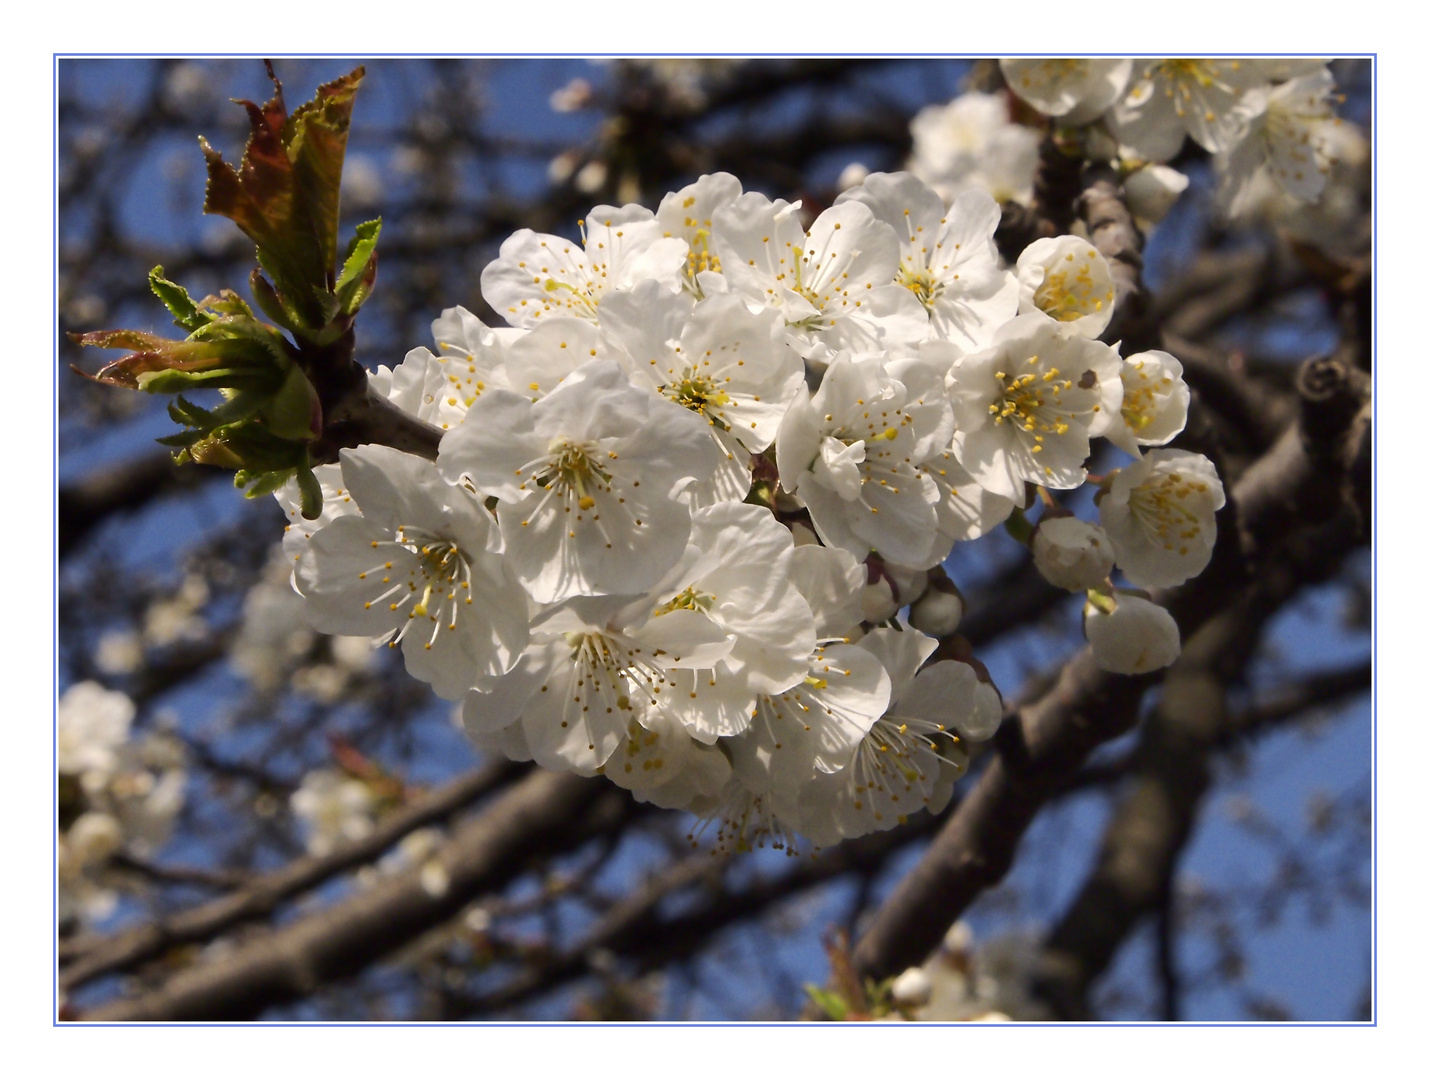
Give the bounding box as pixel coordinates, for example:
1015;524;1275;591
1033;517;1115;591
1084;592;1180;674
861;578;899;624
1124;164;1189;226
891;966;934;1009
910;583;964;636
67;812;124;866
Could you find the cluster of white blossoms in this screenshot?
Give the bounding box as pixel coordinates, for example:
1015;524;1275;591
909;60;1351;231
57;682;187;927
276;165;1222;852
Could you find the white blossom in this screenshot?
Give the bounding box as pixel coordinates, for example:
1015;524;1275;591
439;359;720;604
481;206;689;327
1100;449;1224;589
1123;164;1190;227
796;627;997;847
909;92;1039;205
462;595;732;773
615;501;817;743
1000;59;1133;125
291;770;377;856
1016;236;1117;339
776;353;950;567
891;966;935;1008
1112;59;1267;161
598;281;803;507
909;580;964;637
711;192;927;361
57;681;135;780
1107;349;1190;456
655;172;743;294
295;445;530;701
835;171;1018;350
1217;66;1342;217
949;315;1123;501
601;706;733;811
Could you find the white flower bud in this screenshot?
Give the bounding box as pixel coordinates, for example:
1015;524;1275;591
910;586;964;636
1124;164;1189;226
574;159;608;194
1033;517;1116;592
548;78;592;113
837;161;870;190
67;812;124;867
1084;593;1181;674
944;920;975;954
883;563;929;605
891;966;934;1008
861;578;899;624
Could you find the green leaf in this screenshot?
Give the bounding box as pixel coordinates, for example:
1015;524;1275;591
155;429;206;448
148;267;212;332
136;367;281;395
335;218;381;315
803;985;848;1022
199;64;365;330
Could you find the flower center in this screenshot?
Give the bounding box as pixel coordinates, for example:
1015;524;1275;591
361;529;476;652
848;716;966;825
1015;59;1088;95
662;372;732;428
533;439;612;510
653;585;716;617
1129;470;1214;555
987;356;1079;459
1120;360;1174;433
683;225;723;293
897;263;944;312
1033;249;1111;323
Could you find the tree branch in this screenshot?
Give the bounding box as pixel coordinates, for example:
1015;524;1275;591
848;353;1372;983
80;769;613;1020
61;758;523;993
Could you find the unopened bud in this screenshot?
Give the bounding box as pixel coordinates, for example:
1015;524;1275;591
1084;592;1180;674
909;580;964;636
890;966;933;1008
1033;517;1115;591
1123;163;1190;226
860;578;899;624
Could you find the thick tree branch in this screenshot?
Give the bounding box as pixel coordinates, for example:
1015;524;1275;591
848;355;1372;983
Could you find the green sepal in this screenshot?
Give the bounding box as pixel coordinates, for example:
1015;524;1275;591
148;267;212;333
335;218;381;315
235;466;299;499
136;366;283;395
1004;506;1034;546
156;429;207;449
296;461;324;520
187;418;310;474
